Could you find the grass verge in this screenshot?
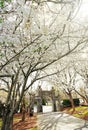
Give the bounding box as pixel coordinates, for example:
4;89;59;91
29;127;37;130
63;106;88;119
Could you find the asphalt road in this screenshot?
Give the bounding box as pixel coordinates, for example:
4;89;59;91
37;112;88;130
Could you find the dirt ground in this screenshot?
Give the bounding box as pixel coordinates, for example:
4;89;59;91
13;113;37;130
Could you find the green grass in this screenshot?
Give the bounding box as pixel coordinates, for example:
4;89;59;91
13;117;21;122
28;127;37;130
75;106;87;111
64;106;88;119
73;113;81;117
0;118;2;130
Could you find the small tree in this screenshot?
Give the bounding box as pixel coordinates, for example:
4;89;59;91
50;67;77;111
74;63;88;104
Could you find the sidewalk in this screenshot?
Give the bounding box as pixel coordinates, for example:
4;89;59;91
37;112;88;130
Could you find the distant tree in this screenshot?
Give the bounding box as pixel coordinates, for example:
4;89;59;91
74;62;88;104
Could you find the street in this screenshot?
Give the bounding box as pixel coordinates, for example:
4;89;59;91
37;112;88;130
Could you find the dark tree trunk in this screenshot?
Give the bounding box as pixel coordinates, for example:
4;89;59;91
69;93;75;111
37;98;42;113
1;104;14;130
52;99;57;112
37;103;42;113
1;112;13;130
21;96;26;121
22;107;26;121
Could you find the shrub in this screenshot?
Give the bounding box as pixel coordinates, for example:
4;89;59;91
62;99;71;107
0;101;4;117
42;98;46;105
73;98;80;106
62;98;80;107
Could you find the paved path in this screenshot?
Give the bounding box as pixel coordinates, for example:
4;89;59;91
37;112;88;130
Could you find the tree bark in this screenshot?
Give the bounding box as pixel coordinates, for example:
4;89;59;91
21;98;26;121
22;107;26;121
37;99;42;113
69;92;75;111
52;99;57;112
1;112;13;130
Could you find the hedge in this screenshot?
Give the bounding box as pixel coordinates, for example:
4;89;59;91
42;98;46;105
0;101;4;117
62;98;80;107
62;99;71;107
73;98;80;106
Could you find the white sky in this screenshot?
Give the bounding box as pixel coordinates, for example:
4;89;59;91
75;0;88;23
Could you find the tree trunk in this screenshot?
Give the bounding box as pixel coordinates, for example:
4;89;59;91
52;99;57;112
1;112;13;130
69;93;75;111
37;98;42;113
22;107;25;121
85;98;88;104
81;97;88;105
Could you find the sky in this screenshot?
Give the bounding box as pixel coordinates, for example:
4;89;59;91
75;0;88;23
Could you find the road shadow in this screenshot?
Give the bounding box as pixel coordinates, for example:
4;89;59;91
38;112;88;130
38;112;69;130
74;121;88;130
